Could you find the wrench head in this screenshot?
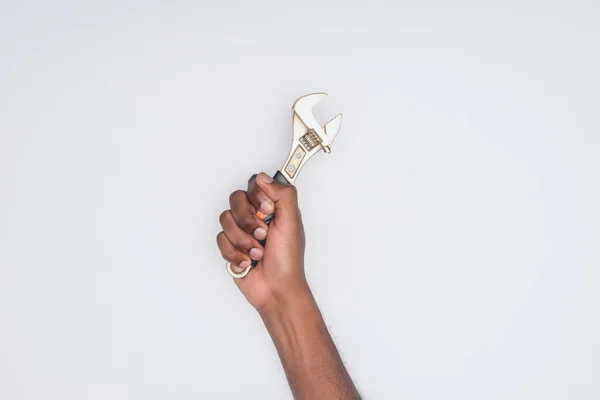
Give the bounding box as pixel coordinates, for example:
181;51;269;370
292;92;342;147
279;93;342;183
292;92;328;121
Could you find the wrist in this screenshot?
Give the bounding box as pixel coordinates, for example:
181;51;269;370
259;282;324;364
258;280;316;320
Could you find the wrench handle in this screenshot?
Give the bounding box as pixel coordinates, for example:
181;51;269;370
251;170;289;267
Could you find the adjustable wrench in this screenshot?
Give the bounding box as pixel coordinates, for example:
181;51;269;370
227;92;342;278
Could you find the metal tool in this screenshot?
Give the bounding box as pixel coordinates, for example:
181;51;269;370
227;92;343;279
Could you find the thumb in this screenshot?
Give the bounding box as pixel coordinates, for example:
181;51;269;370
255;172;299;222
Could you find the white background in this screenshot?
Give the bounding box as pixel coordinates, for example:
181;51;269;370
1;1;599;399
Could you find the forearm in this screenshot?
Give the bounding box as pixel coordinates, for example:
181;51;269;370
260;284;361;400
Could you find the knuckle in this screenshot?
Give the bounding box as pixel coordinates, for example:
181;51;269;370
225;249;238;262
247;174;258;187
240;214;257;231
219;210;231;225
247;185;262;203
229;190;246;204
285;185;298;199
238;235;253;250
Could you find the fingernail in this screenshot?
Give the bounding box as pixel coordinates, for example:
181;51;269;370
249;247;263;260
239;260;251;269
253;227;267;240
260;173;273;183
260;200;273;214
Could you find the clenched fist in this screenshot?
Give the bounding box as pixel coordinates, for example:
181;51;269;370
217;172;309;312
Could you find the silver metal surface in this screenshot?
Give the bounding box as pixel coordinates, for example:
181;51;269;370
281;92;343;184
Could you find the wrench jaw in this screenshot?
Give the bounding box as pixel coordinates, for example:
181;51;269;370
279;93;343;184
322;113;343;153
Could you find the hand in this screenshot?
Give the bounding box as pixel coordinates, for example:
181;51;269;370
217;172;308;312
